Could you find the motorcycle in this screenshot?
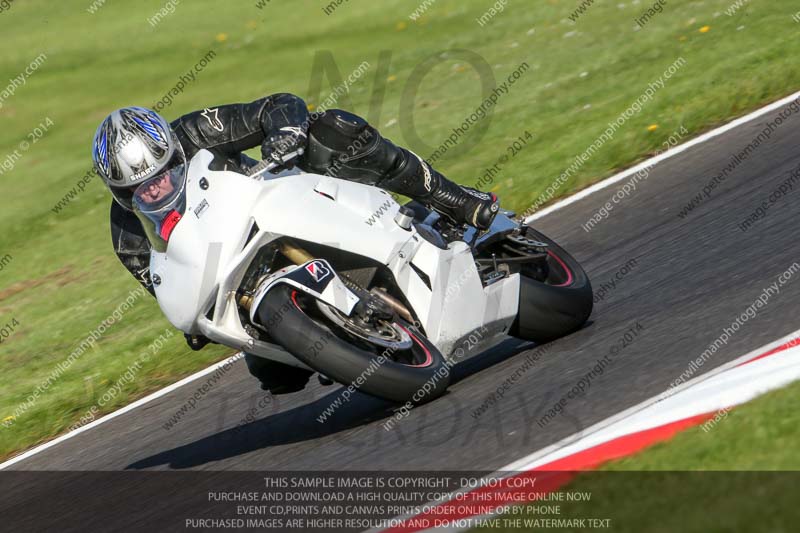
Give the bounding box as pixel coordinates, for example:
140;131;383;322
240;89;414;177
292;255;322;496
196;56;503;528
147;149;593;402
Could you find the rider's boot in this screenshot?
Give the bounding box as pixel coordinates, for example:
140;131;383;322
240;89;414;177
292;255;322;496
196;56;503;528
380;150;500;230
304;109;499;230
244;354;312;395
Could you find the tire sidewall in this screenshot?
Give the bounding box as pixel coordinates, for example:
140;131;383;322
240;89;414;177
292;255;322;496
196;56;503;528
510;227;593;343
258;284;451;403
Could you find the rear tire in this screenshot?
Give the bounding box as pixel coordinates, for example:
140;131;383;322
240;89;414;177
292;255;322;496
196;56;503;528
256;284;450;403
509;227;593;343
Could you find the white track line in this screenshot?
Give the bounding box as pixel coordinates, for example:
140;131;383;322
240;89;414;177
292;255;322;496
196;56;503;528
3;89;800;470
0;353;242;470
525;90;800;222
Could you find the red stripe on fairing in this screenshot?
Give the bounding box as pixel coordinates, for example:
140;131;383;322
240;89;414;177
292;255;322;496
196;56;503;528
548;250;574;287
737;338;800;367
159;210;182;241
290;290;300;309
383;412;715;533
397;325;433;368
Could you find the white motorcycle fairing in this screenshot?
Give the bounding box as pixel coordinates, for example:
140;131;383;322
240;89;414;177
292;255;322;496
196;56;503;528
151;149;520;367
248;258;361;326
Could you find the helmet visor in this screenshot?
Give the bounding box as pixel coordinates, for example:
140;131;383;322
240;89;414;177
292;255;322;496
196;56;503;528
133;164;186;211
132;147;187;216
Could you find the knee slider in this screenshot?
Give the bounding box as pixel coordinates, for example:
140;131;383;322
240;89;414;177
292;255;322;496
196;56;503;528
311;109;370;149
305;110;372;172
305;109;403;184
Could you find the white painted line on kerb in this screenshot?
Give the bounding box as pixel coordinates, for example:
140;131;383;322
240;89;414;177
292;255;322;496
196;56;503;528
501;328;800;473
4;90;800;470
0;353;242;470
525;89;800;222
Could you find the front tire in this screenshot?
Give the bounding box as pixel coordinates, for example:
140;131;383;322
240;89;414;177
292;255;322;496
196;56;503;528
256;284;450;403
509;227;593;343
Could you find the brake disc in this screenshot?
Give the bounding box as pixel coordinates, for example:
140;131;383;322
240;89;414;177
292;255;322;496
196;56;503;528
316;300;413;350
506;232;550;252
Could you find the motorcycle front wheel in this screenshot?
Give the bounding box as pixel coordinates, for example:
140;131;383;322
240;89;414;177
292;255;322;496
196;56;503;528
255;284;450;403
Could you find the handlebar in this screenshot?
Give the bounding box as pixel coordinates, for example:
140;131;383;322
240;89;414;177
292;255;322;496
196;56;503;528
247;148;305;180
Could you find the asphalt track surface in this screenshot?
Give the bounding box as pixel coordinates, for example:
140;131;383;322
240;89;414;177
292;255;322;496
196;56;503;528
7;99;800;473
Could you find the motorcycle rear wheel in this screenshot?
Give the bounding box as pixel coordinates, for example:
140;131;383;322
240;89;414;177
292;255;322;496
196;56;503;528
509;226;593;343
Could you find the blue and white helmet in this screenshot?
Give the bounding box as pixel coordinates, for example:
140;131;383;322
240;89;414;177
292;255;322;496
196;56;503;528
92;107;185;210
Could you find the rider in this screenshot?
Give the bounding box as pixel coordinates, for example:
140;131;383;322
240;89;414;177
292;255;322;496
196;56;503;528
92;93;500;394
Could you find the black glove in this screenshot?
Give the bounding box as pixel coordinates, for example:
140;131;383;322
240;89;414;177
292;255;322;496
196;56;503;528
185;333;212;351
260;126;307;167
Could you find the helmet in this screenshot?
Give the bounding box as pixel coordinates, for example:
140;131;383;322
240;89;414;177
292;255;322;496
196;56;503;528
92;107;186;211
